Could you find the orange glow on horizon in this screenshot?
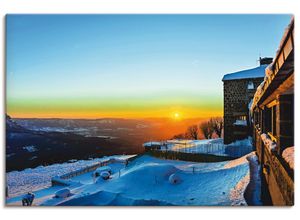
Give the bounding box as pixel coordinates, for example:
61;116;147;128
7;108;223;120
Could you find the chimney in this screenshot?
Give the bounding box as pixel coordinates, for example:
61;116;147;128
259;57;273;66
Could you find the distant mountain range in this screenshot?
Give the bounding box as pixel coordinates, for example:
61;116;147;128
5;115;143;171
6;114;27;132
5;115;207;172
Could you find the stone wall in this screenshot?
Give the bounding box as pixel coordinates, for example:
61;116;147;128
223;77;264;144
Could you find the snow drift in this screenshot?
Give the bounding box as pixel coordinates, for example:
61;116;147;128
39;154;253;206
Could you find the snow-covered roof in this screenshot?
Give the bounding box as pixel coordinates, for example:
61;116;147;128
250;17;294;112
222;65;267;81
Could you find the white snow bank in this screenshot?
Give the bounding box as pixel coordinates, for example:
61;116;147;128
282;146;294;170
38;154;252;206
6;155;135;197
7;152;262;206
94;166;112;177
55;188;71;198
100;171;111;180
260;133;277;152
230;173;249;206
168;173;181;184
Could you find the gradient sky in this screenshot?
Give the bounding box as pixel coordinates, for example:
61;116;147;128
6;14;292;119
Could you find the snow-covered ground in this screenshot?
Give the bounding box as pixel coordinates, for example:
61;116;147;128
22;145;38;153
6;155;134;198
143;137;253;158
6;152;260;206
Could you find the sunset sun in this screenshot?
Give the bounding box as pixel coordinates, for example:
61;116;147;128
172;112;181;120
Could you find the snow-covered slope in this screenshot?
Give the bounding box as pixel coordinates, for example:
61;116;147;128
6;114;26;132
54;155;251;206
7;152;260;206
6;155;134;198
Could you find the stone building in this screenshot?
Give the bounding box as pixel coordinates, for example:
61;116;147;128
222;58;272;144
251;18;294;205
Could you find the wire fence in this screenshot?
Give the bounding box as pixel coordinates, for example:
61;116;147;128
156;140;227;156
146;139;253;158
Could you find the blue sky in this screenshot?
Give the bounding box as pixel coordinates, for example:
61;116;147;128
6;14;292;118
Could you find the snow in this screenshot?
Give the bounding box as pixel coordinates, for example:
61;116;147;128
222;65;267;81
260;133;277;152
282;146;294;170
233;119;247;126
22;145;38;153
100;171;111;180
6;153;258;206
6;155;135;198
250;81;265;113
94;166;112;176
168;173;181;184
55;188;71;198
8;151;260;206
34;154;252;206
245;154;262;205
248;99;253;110
6;147;262;206
224;137;253;158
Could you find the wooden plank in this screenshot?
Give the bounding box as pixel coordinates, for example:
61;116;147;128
266;99;278;108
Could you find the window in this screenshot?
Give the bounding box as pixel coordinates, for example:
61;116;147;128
233;115;247;126
264;101;277;140
237;115;246;120
265;108;272;132
248;81;254;90
272;106;277;136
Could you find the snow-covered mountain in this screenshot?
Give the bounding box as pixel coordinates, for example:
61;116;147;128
6;114;27;132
